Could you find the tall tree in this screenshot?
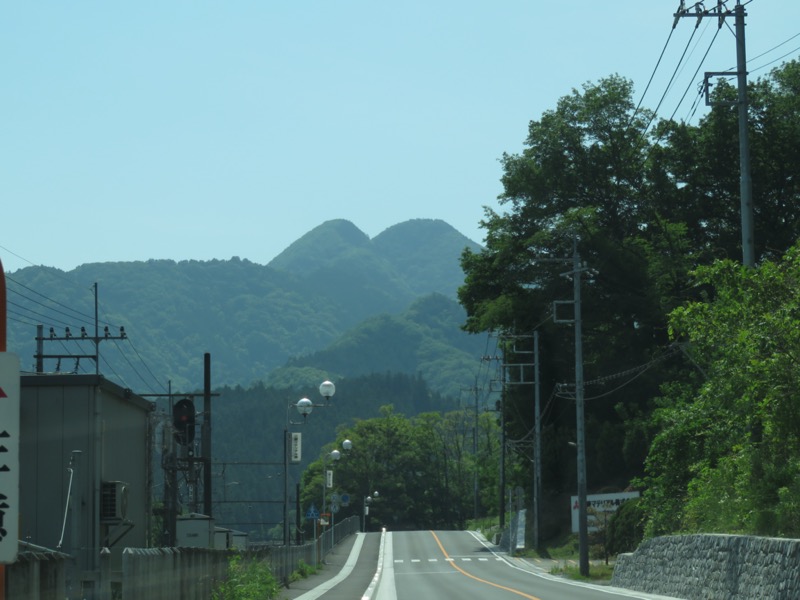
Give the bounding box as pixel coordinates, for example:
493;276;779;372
641;247;800;536
458;62;800;518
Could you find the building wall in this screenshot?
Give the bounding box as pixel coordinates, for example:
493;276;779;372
20;375;153;575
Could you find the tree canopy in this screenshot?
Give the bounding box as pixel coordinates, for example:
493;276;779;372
457;60;800;537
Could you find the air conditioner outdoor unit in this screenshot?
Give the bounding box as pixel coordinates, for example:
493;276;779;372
101;480;129;522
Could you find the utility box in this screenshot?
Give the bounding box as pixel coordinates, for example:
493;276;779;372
230;530;248;550
176;513;214;548
214;527;231;549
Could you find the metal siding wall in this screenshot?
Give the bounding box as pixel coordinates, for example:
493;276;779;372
19;383;93;565
98;388;150;550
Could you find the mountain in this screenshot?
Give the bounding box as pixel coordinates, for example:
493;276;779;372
274;293;486;399
5;219;483;396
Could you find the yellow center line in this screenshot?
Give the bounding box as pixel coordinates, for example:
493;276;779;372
429;531;542;600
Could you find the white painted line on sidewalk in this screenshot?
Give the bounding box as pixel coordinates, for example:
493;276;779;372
294;533;367;600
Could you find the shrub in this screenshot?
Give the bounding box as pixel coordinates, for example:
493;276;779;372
213;554;280;600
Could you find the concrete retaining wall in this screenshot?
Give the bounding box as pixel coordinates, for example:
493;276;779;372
611;534;800;599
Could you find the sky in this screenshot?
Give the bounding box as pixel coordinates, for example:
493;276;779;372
2;1;799;274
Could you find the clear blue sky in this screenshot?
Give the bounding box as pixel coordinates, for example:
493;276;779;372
2;1;798;273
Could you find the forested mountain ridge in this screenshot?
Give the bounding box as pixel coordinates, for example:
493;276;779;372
5;219;483;395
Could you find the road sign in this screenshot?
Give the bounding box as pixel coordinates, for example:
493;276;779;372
340;493;350;507
305;504;319;520
0;353;20;564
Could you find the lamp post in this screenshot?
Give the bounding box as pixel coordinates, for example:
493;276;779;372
283;398;313;546
362;491;379;532
282;381;337;546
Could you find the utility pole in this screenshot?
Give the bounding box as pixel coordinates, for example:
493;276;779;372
203;353;212;517
34;282;127;374
461;378;481;521
499;332;541;549
548;239;590;577
533;330;541;551
676;0;754;266
571;243;589;578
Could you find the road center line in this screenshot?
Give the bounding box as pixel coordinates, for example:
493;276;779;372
429;531;543;600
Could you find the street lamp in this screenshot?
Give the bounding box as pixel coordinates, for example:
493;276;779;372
283;398;313;545
282;381;337;546
362;491;379;532
320;447;344;561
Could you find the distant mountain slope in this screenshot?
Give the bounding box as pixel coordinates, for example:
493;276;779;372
275;294;486;399
6;219;483;397
269;218;480;301
373;219;482;297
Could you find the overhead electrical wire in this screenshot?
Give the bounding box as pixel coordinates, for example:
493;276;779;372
664;24;723;126
5;272;168;394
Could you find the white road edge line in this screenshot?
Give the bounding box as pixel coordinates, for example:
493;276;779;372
361;528;392;600
466;531;680;600
294;532;367;600
373;531;397;600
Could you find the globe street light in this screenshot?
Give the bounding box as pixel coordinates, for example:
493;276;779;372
362;491;379;532
282;381;338;547
283;398;314;545
319;380;335;403
320;447;343;561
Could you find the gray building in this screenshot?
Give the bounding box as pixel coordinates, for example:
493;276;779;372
19;374;154;590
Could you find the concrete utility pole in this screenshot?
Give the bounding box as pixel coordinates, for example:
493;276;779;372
34;283;127;374
734;2;755;267
538;239;591;576
569;242;589;578
676;0;754;266
499;332;541;550
533;330;541;551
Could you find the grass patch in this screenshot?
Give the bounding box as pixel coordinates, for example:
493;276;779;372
550;562;614;582
288;560;318;583
466;516;501;542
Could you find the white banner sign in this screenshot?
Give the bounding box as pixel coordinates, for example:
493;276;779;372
290;432;302;463
570;491;639;533
0;353;20;563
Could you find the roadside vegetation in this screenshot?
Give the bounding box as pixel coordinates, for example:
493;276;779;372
212;555;280;600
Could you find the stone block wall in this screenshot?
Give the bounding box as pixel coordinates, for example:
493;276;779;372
611;534;800;599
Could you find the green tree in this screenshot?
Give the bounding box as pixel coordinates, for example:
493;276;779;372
640;247;800;536
299;406;500;531
458;61;800;533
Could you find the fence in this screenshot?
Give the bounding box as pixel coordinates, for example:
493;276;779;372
5;515;362;600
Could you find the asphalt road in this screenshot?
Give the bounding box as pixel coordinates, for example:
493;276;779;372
281;530;685;600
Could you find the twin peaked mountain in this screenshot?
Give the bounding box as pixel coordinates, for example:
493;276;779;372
8;219;484;398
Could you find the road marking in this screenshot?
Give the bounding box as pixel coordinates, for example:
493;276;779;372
363;529;396;600
429;531;543;600
294;532;367;600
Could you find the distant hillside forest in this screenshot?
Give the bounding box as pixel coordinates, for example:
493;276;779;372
5;218;484;399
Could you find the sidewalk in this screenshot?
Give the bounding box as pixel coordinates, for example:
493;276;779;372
280;534;361;600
